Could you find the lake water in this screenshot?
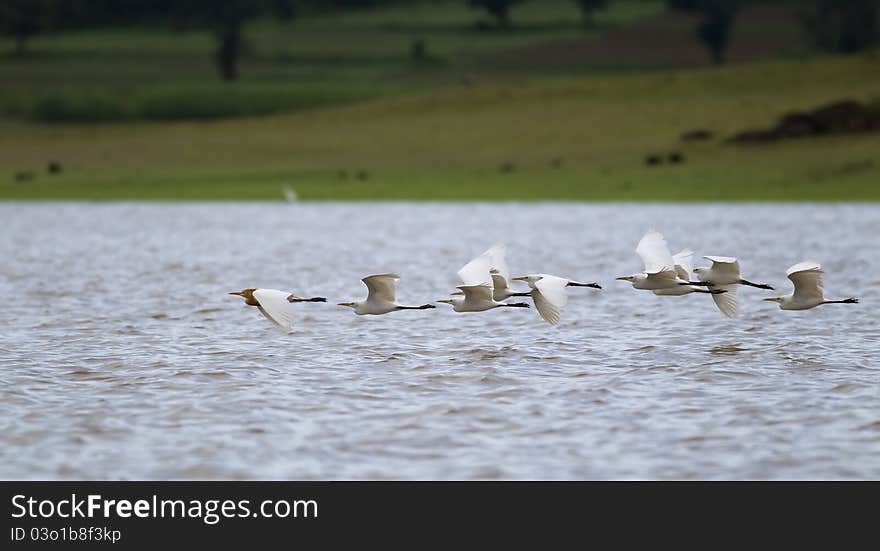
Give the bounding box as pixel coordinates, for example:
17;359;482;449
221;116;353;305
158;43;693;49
1;202;878;480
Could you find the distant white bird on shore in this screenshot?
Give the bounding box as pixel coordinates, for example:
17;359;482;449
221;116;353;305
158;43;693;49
229;288;326;332
616;230;711;292
437;284;530;312
281;184;298;203
694;256;773;290
763;261;858;310
653;249;738;317
338;274;435;315
511;274;601;325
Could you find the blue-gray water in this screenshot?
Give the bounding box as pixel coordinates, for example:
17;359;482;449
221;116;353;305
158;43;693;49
1;203;878;480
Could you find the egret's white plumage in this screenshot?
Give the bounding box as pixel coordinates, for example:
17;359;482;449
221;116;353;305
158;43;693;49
694;255;774;290
457;250;494;287
764;261;858;310
363;273;398;304
339;273;435;315
618;231;692;291
653;249;698;296
709;285;738;318
437;284;530;313
652;249;739;317
510;274;600;325
513;274;569;325
636;230;676;275
456;243;532;301
252;289;295;331
229;288;302;333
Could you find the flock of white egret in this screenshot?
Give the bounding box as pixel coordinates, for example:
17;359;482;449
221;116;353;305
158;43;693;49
229;230;858;333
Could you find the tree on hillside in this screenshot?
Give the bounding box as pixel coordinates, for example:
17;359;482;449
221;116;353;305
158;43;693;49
468;0;523;29
0;0;55;56
576;0;608;28
177;0;295;81
668;0;739;65
803;0;878;54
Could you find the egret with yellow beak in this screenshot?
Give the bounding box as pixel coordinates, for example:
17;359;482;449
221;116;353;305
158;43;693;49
228;288;326;332
616;230;710;292
456;243;531;301
437;284;530;312
763;261;858;310
653;249;738;318
510;274;600;325
338;273;436;315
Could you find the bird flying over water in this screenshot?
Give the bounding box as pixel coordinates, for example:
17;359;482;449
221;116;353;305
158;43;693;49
653;249;738;318
763;261;858;310
228;288;326;332
437;284;530;312
338;274;435;315
694;256;774;290
617;231;712;292
511;274;600;325
457;243;532;301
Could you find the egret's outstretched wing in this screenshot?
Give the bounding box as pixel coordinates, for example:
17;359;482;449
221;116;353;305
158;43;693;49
645;269;679;283
672;249;695;281
486;243;510;282
711;285;738;318
252;289;295;332
457;251;493;287
704;256;741;278
362;274;400;303
787;262;823;301
532;275;569;325
636;230;675;274
457;284;494;303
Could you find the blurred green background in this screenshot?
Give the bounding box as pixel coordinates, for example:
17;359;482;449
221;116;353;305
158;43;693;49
1;0;878;200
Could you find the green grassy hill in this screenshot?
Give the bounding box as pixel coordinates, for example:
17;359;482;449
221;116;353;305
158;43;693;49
1;1;878;201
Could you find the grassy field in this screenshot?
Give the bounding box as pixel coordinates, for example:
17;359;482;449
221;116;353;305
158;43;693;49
1;1;879;201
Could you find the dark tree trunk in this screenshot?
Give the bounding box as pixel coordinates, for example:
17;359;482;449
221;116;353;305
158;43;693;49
15;33;28;57
581;13;596;29
216;25;240;81
492;6;510;28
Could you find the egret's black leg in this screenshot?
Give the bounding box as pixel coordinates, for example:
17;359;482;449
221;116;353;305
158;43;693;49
823;298;858;304
567;282;602;289
739;279;774;290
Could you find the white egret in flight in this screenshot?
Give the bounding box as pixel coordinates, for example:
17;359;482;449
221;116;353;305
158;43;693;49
694;256;774;290
437;284;530;312
763;261;858;310
653;249;738;317
457;243;531;301
616;231;713;291
338;274;435;315
228;288;326;332
511;274;601;325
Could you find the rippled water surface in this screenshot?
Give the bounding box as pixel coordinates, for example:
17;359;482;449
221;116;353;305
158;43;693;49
1;203;878;480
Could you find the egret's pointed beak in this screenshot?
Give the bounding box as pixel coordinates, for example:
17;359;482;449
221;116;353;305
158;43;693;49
337;302;355;307
436;299;454;304
762;297;777;302
511;276;528;281
228;291;244;296
615;276;630;281
450;291;464;296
